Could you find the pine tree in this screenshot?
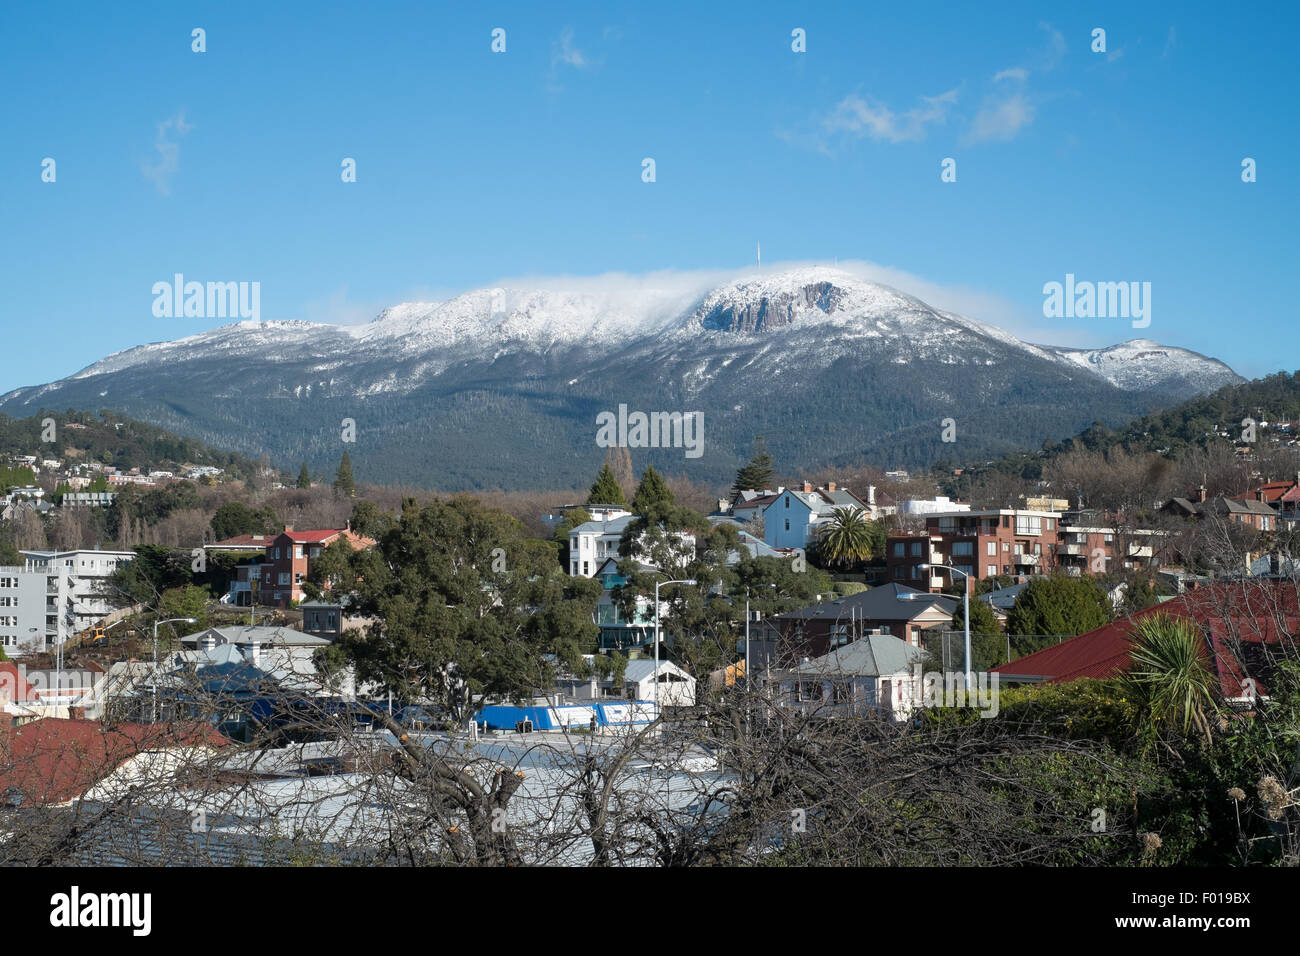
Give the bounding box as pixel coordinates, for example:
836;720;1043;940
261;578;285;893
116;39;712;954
297;463;311;489
732;435;775;495
631;465;674;513
334;451;356;498
587;463;627;507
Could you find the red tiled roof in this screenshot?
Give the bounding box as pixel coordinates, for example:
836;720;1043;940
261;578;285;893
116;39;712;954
280;528;376;549
211;533;274;548
0;718;228;806
992;582;1300;697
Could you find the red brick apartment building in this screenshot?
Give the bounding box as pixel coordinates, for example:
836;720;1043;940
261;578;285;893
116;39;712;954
257;525;376;607
886;509;1161;592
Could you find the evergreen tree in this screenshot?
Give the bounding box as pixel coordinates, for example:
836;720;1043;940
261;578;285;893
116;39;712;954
1005;575;1112;637
631;465;674;513
587;463;627;507
732;435;775;494
334;451;356;497
297;463;312;489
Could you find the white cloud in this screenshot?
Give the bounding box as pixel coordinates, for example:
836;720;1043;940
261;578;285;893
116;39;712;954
965;93;1035;144
553;27;589;69
141;111;194;195
993;67;1028;83
823;89;958;144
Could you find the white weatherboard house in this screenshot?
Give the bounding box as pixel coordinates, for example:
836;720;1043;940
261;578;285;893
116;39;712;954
622;659;696;707
764;633;926;721
762;483;869;551
569;515;695;579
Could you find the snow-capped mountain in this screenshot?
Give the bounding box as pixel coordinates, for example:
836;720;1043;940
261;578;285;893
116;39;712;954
1041;339;1241;395
0;268;1243;488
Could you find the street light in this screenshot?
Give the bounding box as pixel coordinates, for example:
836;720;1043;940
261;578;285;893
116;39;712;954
903;563;972;690
152;617;197;722
653;578;696;718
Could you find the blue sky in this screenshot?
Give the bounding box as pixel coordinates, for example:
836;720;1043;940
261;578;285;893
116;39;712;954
1;0;1295;391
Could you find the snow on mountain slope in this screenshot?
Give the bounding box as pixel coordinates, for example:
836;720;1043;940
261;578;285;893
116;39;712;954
1043;339;1243;393
33;268;1240;401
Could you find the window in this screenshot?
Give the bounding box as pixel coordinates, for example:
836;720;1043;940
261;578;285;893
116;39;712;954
952;542;973;557
892;542;904;557
832;682;853;704
295;572;304;584
910;542;922;557
784;519;790;531
892;566;904;579
797;681;823;702
987;542;997;556
910;565;921;578
278;572;290;585
1015;516;1043;536
987;564;996;576
785;497;790;509
294;546;304;559
273;547;280;560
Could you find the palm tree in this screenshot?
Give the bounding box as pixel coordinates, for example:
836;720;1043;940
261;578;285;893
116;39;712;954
1122;613;1220;748
816;507;874;568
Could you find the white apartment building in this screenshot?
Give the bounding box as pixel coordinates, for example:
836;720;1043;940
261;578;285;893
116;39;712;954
0;568;51;653
19;548;135;653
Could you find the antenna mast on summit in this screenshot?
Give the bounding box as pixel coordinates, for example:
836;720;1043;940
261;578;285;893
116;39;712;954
756;242;761;267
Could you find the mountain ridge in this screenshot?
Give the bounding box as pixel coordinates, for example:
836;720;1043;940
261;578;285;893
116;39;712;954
0;268;1245;489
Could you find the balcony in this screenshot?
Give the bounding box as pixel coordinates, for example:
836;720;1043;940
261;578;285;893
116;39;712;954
1014;553;1040;566
1060;544;1084;556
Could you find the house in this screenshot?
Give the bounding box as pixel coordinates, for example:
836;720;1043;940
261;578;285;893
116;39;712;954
0;715;226;808
568;515;695;579
60;492;117;509
177;625;348;697
621;659;696;707
1160;486;1278;532
205;533;276;553
258;526;377;607
774;583;957;659
726;489;784;524
991;581;1298;707
761;633;926;721
299;598;370;639
763;482;870;551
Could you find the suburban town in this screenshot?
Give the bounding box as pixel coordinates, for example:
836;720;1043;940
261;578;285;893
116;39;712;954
0;401;1296;880
3;2;1291;937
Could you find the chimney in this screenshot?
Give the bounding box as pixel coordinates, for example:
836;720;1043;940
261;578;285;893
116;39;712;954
1197;485;1208;504
1257;489;1267;502
802;481;813;493
284;525;293;533
247;641;261;667
867;484;876;506
69;706;85;720
827;481;837;493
